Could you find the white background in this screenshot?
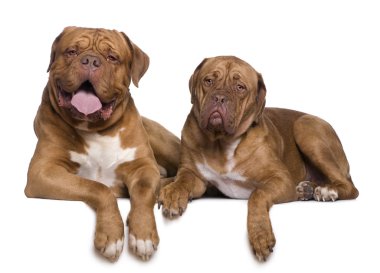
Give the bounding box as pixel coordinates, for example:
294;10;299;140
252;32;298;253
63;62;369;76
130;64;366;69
1;0;379;272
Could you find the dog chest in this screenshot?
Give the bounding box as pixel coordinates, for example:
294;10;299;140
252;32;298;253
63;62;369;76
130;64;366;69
69;132;136;187
196;162;252;199
195;139;253;199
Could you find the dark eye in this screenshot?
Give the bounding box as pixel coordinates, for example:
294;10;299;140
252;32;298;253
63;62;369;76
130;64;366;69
236;84;246;92
107;54;118;63
65;48;78;57
204;78;214;87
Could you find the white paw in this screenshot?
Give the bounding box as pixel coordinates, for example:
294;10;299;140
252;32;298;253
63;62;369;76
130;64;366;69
128;234;156;260
101;239;124;261
314;186;338;202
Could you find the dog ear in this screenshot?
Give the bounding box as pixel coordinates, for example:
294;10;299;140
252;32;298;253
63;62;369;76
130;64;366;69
121;32;150;87
47;33;62;72
47;26;76;72
189;58;208;104
254;72;267;122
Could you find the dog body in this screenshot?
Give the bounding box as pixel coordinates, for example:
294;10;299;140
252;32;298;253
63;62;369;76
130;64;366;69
25;27;179;261
159;56;359;261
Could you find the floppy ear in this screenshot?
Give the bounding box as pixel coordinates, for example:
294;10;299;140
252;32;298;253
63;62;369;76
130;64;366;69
47;33;62;72
121;32;150;87
189;58;208;104
254;72;267;122
47;26;76;72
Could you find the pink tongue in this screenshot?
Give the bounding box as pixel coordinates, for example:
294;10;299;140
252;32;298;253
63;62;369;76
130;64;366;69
71;90;102;115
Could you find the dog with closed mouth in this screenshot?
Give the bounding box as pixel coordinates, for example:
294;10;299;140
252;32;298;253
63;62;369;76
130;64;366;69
158;56;359;261
25;26;180;261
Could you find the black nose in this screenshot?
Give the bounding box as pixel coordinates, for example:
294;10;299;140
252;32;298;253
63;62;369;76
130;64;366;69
80;55;101;70
213;94;226;104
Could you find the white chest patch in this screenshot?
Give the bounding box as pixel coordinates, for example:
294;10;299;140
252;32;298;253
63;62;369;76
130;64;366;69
70;132;136;187
196;139;253;199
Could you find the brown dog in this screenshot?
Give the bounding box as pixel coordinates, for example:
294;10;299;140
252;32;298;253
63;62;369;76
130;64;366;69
158;56;359;261
25;27;179;261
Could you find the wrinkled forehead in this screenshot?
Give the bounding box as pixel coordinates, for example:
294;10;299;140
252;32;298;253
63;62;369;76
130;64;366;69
200;56;258;82
58;27;129;54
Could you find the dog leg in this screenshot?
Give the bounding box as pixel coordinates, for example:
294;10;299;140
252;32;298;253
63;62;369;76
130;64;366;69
25;162;124;262
122;164;160;260
158;168;207;218
294;115;359;201
247;174;296;261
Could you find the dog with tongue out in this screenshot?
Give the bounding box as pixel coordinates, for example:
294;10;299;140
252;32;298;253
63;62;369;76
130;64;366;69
53;46;121;125
25;27;180;262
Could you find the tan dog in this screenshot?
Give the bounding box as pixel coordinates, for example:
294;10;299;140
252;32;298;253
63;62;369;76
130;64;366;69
25;27;179;261
158;56;359;261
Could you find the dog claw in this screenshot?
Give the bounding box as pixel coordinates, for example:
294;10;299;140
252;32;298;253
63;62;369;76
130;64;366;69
256;254;265;262
157;201;162;210
169;210;175;218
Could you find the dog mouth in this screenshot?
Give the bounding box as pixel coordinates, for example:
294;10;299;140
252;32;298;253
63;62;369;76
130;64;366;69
201;105;236;136
57;81;115;121
208;111;224;128
203;109;229;134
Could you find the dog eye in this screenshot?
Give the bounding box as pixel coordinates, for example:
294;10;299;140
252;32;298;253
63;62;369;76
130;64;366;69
106;54;119;63
65;48;78;57
236;84;246;92
204;78;214;87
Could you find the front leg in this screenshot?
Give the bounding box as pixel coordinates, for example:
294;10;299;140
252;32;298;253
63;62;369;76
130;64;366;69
158;168;207;218
247;174;296;261
26;161;124;262
122;163;161;260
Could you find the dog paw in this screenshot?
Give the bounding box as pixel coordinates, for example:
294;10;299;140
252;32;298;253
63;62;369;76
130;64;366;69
128;234;157;261
158;182;191;219
248;222;276;262
100;239;124;261
127;209;159;260
94;210;125;262
296;181;316;201
314;186;338;202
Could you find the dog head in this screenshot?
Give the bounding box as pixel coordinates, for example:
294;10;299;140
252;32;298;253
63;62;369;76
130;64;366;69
189;56;266;140
47;26;149;130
